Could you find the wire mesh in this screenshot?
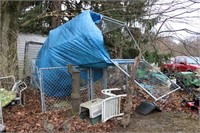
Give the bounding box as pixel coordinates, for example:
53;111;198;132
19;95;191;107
109;59;180;101
135;61;180;100
107;65;127;89
40;67;72;112
35;60;180;112
79;69;89;102
92;68;104;99
38;66;105;112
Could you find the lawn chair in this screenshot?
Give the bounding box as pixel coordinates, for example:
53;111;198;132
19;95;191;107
11;80;27;105
0;76;27;106
0;76;27;126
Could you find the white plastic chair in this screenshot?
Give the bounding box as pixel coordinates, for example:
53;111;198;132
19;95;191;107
101;88;127;122
0;76;27;126
0;76;27;106
12;81;27;105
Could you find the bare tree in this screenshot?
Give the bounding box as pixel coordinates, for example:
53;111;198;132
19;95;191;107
50;0;62;29
148;0;200;57
121;52;142;128
0;1;24;77
117;0;200;127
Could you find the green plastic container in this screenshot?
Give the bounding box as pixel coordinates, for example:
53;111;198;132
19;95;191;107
90;115;101;125
80;110;101;125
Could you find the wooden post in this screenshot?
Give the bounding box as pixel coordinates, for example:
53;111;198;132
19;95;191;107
68;64;80;114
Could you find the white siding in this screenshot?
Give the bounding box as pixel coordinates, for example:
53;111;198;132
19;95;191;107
17;33;47;78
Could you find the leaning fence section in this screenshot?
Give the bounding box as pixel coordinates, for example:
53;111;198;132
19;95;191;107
111;59;180;101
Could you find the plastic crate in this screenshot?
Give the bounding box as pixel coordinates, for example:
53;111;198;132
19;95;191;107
80;98;103;118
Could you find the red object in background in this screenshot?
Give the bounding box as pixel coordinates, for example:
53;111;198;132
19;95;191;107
160;56;200;75
181;98;200;110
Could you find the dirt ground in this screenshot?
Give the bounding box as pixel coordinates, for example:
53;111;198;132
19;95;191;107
2;87;200;132
113;111;200;132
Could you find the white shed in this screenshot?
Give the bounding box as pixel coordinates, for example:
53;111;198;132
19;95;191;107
17;33;47;79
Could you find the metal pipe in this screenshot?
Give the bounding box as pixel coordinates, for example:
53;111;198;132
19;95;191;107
103;16;125;26
110;60;130;77
89;68;94;99
39;69;46;112
87;69;90;100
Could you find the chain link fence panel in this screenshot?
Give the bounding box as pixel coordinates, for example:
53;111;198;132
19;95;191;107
91;68;105;99
40;67;72;112
79;68;89;102
37;66;105;112
107;65;128;89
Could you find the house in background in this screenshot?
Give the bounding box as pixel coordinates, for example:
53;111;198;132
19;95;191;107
17;33;47;79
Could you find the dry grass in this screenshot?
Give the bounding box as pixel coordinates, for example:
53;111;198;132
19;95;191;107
0;51;18;77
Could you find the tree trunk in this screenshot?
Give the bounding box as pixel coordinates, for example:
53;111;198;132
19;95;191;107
121;52;142;128
50;0;62;29
0;2;20;77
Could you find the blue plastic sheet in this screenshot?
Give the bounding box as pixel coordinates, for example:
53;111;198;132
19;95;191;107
36;10;112;68
35;11;112;97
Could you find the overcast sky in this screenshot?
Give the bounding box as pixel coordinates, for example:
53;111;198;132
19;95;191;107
64;0;200;40
152;0;200;40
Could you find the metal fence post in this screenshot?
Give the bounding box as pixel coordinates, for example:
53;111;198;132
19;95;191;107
87;68;94;100
103;68;107;99
87;69;90;100
90;68;94;100
103;68;108;90
39;68;46;112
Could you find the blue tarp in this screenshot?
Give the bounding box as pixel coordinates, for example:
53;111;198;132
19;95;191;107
36;10;112;68
35;11;112;97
